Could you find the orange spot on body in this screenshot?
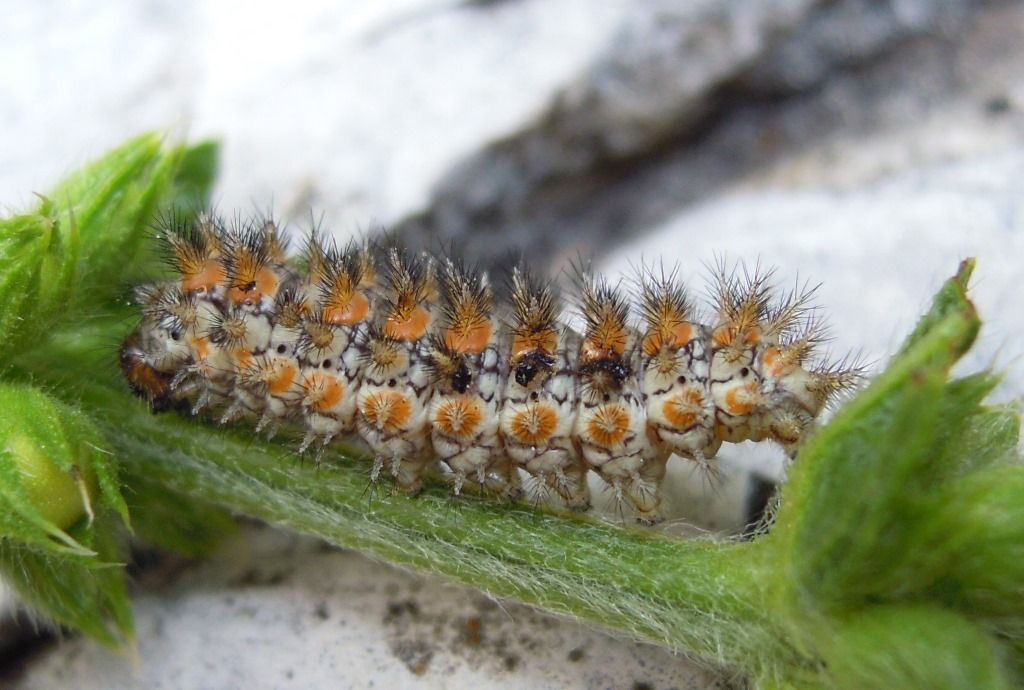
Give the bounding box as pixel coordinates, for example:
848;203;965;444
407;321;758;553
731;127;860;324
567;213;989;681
724;382;759;416
582;336;626;364
761;346;787;377
512;329;557;357
361;391;412;432
384;305;430;341
232;348;254;371
181;259;225;294
585;404;630;447
323;291;370;326
189;335;211;361
508;404;558;445
662;388;704;429
434;396;483;438
713;324;761;349
445;320;492;354
267;359;298;395
303;372;344;412
643;322;693;356
229;267;280;306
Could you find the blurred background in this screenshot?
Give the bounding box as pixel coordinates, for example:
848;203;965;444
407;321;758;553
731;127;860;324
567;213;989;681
2;0;1023;687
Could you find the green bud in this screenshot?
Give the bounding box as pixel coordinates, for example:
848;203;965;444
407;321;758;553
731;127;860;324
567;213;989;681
5;430;96;531
0;383;127;553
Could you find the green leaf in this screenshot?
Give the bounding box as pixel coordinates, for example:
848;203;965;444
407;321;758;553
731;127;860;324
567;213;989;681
770;260;986;611
0;213;73;362
166;139;219;213
125;469;236;558
0;514;133;648
821;605;1012;690
0;134;221;363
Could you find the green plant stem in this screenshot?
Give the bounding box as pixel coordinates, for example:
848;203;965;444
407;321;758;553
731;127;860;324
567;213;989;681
15;323;797;677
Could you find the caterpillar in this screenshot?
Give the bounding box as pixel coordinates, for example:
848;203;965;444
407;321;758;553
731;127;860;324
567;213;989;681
119;211;861;523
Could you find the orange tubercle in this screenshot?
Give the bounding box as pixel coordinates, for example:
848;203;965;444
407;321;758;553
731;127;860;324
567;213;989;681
384;305;431;341
433;396;483;438
511;329;557;357
324;291;370;326
508;404;558;445
581;335;626;363
232;348;254;371
445;320;492;354
643;321;693;356
267;359;298;395
361;391;412;432
181;259;225;294
124;358;172;402
585;404;630;447
188;335;211;361
712;326;733;348
229;266;281;306
761;346;787;377
662;388;703;429
303;372;344;412
723;382;759;416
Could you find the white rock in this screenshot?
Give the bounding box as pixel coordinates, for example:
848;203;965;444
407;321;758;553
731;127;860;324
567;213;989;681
11;526;729;690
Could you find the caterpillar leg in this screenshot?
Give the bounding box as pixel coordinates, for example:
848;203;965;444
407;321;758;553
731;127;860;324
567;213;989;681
390;456;433;497
485;457;523;502
552;465;591;512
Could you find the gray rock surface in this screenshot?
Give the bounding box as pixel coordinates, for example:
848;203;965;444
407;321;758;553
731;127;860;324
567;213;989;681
6;524;737;683
9;525;736;690
2;0;1023;687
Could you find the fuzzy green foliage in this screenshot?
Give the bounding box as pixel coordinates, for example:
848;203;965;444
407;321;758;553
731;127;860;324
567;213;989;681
1;134;1022;687
0;384;132;645
0;134;222;648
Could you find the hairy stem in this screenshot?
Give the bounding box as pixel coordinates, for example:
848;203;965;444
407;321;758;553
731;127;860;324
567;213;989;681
17;323;795;677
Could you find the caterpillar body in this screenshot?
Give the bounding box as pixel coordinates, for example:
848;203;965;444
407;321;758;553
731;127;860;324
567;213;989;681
120;212;860;523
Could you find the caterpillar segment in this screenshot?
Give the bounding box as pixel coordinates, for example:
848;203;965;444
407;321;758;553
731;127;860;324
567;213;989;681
637;267;719;473
426;260;518;499
121;211;863;523
706;260;774;446
155;213;236;413
246;235;349;435
234;290;308;435
357;249;437;495
295;241;378;456
213;218;295;425
500;267;588;510
571;268;664;524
